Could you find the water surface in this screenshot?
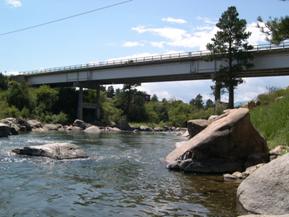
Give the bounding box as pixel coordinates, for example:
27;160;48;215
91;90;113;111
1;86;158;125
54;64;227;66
0;132;240;217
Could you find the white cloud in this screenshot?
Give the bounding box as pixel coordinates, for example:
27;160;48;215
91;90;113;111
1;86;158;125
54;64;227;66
122;41;145;48
131;19;266;50
149;41;166;48
132;25;218;50
6;0;22;7
162;17;187;24
196;16;217;25
247;22;267;45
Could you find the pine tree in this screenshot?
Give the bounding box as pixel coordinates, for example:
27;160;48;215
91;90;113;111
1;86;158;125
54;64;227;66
207;6;253;108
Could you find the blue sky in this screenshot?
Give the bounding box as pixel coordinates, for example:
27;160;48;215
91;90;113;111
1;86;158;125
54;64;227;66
1;0;289;102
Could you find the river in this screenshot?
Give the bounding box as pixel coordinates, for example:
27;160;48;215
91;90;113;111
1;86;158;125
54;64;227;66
0;132;241;217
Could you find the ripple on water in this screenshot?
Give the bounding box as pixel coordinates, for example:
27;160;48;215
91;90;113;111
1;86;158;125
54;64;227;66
0;132;240;217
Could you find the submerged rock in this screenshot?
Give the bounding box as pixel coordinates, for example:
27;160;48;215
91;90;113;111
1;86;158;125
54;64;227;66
237;154;289;215
166;108;269;173
12;143;88;160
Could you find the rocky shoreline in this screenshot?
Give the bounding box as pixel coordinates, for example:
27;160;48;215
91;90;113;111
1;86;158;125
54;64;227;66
0;117;186;138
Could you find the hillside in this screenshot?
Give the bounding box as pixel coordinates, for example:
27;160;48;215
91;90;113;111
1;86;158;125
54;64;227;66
250;87;289;149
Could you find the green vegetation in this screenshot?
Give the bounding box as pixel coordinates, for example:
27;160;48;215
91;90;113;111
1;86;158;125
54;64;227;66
250;87;289;148
207;6;253;108
0;74;217;127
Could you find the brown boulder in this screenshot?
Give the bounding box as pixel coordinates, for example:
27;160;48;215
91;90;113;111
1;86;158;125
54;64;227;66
166;108;269;173
187;119;209;138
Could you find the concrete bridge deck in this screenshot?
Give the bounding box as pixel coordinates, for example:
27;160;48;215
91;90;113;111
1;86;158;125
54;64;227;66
14;42;289;88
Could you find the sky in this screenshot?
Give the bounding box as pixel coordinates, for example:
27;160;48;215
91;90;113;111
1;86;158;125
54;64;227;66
0;0;289;103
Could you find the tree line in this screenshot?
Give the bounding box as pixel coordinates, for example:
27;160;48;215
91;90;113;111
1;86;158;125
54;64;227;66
0;76;217;126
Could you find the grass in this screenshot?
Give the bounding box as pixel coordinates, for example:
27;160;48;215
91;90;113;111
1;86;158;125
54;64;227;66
250;87;289;149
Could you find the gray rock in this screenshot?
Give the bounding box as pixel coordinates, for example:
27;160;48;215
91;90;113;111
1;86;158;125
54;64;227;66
0;118;31;134
84;126;101;134
105;127;121;132
187;119;209;138
73;119;89;130
12;143;88;160
27;119;42;129
223;173;238;181
269;145;288;156
0;123;11;137
154;127;164;132
166;108;269;173
237;154;289;215
43;124;62;131
139;125;152;132
232;171;243;179
69;126;82;132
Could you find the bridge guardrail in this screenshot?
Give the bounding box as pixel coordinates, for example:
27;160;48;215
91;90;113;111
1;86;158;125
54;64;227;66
19;42;289;75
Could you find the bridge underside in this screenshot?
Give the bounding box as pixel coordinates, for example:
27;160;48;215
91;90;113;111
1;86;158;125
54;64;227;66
21;67;289;89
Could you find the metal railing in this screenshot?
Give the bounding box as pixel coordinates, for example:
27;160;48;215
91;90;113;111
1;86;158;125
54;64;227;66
19;41;289;75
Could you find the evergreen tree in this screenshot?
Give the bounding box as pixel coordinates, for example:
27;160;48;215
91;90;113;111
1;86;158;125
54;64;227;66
190;94;204;109
207;6;253;108
107;85;115;98
0;73;8;90
205;99;214;108
151;94;159;102
258;16;289;44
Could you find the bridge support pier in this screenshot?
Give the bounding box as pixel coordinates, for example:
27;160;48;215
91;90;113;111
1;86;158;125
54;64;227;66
77;87;83;120
95;85;101;122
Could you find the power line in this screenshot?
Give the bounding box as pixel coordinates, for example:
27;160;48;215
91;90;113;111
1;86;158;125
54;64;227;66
0;0;133;36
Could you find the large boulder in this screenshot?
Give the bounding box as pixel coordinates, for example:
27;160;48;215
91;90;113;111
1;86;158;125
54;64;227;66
0;118;32;134
237;154;289;215
0;123;11;137
187;119;209;138
166;108;269;173
12;143;88;160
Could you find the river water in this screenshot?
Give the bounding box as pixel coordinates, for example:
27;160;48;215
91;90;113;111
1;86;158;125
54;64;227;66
0;132;241;217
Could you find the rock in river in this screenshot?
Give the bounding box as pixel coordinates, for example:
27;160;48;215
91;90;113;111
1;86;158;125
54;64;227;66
0;118;32;134
166;108;269;173
12;143;88;160
237;153;289;215
84;126;101;134
0;123;11;137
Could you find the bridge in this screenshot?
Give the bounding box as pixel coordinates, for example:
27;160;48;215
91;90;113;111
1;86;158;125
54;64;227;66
14;42;289;120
